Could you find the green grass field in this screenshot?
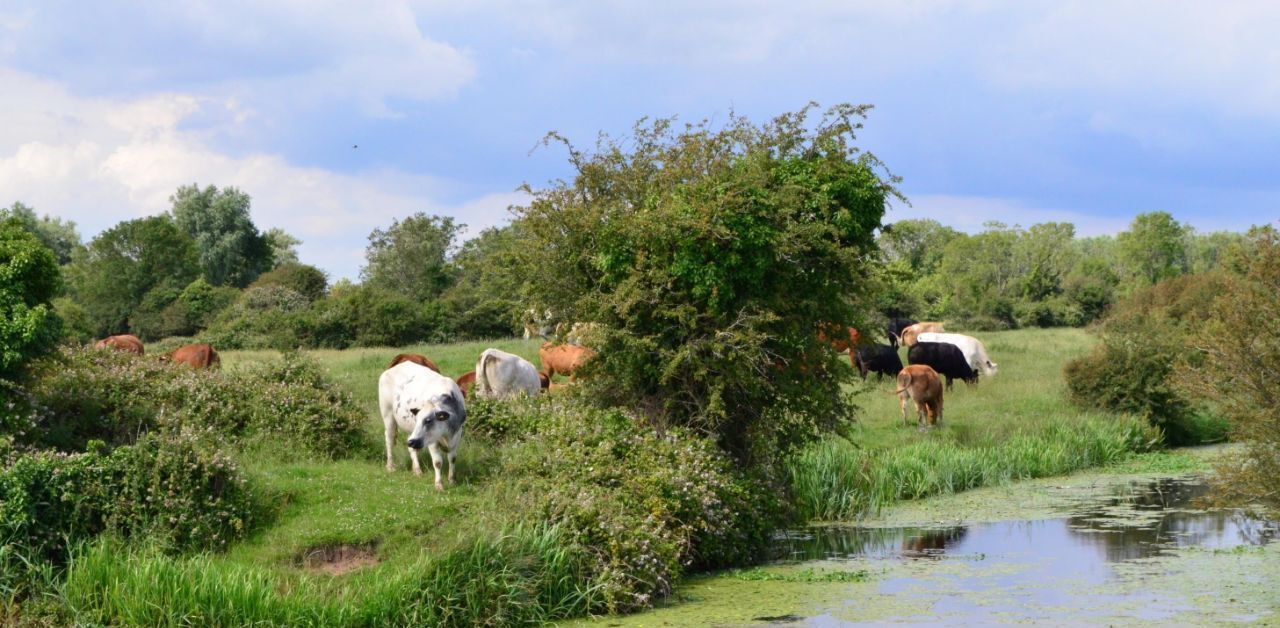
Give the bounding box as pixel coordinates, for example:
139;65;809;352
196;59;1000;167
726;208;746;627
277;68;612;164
52;328;1159;625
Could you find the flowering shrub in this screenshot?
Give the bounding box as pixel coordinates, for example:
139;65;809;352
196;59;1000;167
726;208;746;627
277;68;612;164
497;397;779;613
22;347;365;458
0;434;262;565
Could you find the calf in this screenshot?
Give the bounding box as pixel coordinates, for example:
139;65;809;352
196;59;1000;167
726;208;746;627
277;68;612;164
378;362;466;490
818;324;861;369
387;353;440;373
916;332;997;377
94;334;144;354
854;344;904;381
896;364;944;429
162;343;220;369
907;341;977;390
474;348;541;399
899;322;946;347
886;318;917;348
454;370;476;398
540;342;595;381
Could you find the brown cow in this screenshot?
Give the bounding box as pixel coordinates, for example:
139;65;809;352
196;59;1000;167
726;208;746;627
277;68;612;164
538;371;551;390
94;334;144;354
162;343;221;369
899;322;946;347
896;364;944;429
539;342;594;381
454;370;477;398
818;324;861;369
387;353;440;373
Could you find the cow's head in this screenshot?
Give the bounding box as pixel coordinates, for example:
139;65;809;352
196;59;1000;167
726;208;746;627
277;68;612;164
403;392;464;450
985;360;999;376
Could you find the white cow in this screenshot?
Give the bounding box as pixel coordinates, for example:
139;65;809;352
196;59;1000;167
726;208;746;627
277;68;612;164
474;348;542;399
916;332;998;376
378;361;467;490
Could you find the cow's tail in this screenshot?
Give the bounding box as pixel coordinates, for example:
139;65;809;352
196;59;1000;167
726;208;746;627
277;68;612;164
894;372;912;395
476;351;496;396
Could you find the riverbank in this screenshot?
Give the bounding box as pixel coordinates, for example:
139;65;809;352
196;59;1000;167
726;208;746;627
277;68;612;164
572;446;1279;626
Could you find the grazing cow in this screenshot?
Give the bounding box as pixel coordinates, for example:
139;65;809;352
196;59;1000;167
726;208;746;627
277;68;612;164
94;334;144;354
379;361;466;490
907;342;977;390
387;353;440;373
474;348;541;399
454;370;477;398
162;343;220;369
886;318;917;348
538;371;551;390
818;324;861;369
896;364;944;429
916;332;998;377
854;344;904;381
899;322;946;347
540;342;594;381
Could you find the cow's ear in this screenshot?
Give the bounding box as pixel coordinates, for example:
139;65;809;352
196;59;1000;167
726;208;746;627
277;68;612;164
409;407;420;417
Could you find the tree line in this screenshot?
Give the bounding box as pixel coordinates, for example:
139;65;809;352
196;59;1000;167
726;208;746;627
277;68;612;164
0;192;1254;354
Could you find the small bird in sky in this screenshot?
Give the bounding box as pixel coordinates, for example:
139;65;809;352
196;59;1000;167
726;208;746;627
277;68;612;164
352;144;359;149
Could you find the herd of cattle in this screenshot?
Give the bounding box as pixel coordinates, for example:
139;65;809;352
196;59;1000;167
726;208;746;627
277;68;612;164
93;318;996;487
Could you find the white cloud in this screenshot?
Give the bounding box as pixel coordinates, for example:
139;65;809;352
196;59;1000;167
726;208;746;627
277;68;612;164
0;68;511;280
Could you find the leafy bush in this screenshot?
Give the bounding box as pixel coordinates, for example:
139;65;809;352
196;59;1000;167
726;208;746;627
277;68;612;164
0;434;262;566
496;397;779;612
1063;273;1233;446
249;262;328;301
201;284;310;349
0;220;63;379
21;348;365;458
515;105;896;462
1176;227;1280;510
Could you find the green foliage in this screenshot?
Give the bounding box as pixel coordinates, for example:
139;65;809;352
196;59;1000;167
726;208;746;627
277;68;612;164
319;284;444;347
0;202;82;265
0;221;63;378
439;225;525;339
201;284;311;349
1176;227;1280;510
170;184;273;288
1063;273;1233;446
496;397;779;612
51;297;94;345
262;227;301;268
516;104;897;461
21;347;365;458
250;262;328;301
0;434;262;566
1117;211;1189;286
362;213;462;302
68;215;199;337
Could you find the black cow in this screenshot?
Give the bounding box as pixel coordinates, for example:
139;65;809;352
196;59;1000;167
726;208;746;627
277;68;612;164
907;341;978;390
854;344;904;381
886;318;917;348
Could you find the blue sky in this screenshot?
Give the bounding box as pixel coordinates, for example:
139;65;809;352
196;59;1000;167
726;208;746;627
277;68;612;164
2;1;1277;280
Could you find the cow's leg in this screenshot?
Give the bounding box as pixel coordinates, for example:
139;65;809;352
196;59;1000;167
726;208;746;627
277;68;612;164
446;447;457;486
409;446;423;477
935;396;944;427
426;442;446;491
900;393;910;426
383;418;397;472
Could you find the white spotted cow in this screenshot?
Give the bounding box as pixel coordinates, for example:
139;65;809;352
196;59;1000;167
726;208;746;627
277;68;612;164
379;361;467;490
474;348;542;399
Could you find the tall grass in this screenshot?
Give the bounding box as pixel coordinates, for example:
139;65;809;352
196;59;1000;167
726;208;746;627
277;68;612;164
789;415;1156;521
62;524;602;627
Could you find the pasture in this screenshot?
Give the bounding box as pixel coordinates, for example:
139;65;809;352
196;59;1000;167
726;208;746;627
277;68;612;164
49;328;1161;624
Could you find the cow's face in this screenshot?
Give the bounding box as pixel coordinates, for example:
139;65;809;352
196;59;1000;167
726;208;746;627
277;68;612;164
403;393;460;449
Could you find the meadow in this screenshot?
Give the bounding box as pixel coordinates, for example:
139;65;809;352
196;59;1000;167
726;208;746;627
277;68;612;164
33;328;1159;625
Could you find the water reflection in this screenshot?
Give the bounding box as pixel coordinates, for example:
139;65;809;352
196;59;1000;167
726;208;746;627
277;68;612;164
779;477;1275;565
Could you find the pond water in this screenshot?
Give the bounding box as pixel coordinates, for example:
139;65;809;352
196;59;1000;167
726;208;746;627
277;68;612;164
581;476;1279;626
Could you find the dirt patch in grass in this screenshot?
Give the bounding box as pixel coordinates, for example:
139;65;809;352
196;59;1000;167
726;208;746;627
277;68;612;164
296;543;379;576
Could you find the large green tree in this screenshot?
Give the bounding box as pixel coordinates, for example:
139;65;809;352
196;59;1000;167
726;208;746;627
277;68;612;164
0;219;63;377
361;213;462;302
170;184;273;287
1117;211;1189;287
439;224;524;338
879;218;960;275
69;216;199;336
515;104;898;461
1;202;82;265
